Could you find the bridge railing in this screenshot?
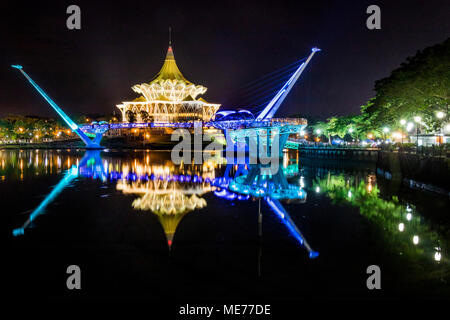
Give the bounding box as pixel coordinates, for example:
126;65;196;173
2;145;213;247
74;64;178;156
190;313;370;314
80;118;308;133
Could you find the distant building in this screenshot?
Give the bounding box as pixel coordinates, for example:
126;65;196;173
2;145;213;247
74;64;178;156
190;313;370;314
410;133;450;146
116;46;220;123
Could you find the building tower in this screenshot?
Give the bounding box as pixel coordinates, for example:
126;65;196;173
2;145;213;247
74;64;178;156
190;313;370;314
116;46;220;123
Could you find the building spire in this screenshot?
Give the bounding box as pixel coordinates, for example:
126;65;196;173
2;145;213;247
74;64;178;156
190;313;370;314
169;26;172;46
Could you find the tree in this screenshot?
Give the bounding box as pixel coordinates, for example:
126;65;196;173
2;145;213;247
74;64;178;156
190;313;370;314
368;38;450;131
139;110;150;122
126;110;137;123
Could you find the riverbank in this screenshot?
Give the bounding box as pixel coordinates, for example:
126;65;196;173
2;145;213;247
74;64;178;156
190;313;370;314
0;137;184;150
377;151;450;196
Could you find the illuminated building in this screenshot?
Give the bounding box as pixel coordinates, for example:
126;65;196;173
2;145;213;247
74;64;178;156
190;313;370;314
116;161;220;248
116;46;220;123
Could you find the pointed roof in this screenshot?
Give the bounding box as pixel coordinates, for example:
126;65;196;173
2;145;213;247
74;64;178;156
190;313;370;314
182;95;195;101
150;46;191;85
132;96;147;102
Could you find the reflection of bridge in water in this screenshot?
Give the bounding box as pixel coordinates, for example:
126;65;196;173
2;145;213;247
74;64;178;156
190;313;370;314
12;151;317;258
211;160;318;259
12;47;319;152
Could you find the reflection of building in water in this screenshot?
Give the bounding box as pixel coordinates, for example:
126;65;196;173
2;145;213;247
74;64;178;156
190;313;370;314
133;191;206;247
116;160;221;248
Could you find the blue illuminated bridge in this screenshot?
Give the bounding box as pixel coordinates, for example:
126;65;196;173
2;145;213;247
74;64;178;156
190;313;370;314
11;47;320;152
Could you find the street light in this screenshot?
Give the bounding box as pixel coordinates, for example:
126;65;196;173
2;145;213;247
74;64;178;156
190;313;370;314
382;127;389;142
436;111;446;145
315;129;321;134
348;128;354;133
400;119;406;125
414;117;421;147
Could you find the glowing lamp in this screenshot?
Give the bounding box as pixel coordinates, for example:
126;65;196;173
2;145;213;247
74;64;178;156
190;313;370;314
434;251;441;262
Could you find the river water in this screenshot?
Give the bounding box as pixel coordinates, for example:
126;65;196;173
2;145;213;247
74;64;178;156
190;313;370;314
2;149;449;300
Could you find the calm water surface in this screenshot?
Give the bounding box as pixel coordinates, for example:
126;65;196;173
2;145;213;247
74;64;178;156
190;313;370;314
2;149;449;300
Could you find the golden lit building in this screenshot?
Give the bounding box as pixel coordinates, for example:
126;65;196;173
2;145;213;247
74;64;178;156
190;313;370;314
116;46;220;123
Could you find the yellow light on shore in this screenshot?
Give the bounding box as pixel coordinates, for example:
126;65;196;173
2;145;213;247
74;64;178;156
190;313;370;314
393;132;402;139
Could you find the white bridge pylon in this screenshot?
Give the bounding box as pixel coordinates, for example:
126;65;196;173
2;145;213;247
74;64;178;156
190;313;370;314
256;48;321;121
11;65;106;149
226;47;320;156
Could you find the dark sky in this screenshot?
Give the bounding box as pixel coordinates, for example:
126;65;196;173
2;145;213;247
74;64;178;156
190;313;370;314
1;0;449;119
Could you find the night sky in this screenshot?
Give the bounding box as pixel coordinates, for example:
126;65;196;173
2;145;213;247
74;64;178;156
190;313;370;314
1;0;449;119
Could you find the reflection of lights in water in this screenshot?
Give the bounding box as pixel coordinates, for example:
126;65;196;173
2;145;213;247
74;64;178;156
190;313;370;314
398;223;405;232
299;176;305;188
132;191;206;215
413;235;419;245
283;155;288;168
406;213;412;221
315;186;320;193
